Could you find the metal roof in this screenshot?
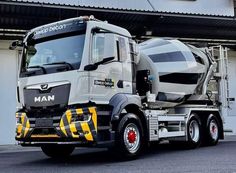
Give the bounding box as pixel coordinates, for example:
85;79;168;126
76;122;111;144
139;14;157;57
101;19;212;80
12;0;153;11
8;0;234;17
8;0;155;11
1;0;236;42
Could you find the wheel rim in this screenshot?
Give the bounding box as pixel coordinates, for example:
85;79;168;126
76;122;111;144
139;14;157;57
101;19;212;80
189;120;200;142
123;123;140;153
209;119;219;141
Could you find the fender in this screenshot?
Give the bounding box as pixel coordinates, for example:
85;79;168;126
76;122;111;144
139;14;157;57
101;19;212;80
109;93;142;121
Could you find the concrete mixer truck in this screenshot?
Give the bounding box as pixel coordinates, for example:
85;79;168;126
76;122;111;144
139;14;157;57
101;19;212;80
12;16;224;158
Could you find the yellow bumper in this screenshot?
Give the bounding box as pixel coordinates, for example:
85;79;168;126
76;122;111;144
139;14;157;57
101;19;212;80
16;112;31;138
16;107;97;142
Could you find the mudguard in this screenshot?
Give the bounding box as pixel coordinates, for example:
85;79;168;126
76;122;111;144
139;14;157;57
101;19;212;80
109;93;142;121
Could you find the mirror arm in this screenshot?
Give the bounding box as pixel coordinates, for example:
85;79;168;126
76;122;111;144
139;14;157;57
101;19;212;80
84;56;115;71
9;40;23;50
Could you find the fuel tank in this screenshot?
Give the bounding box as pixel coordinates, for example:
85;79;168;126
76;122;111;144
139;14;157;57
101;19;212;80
137;38;213;108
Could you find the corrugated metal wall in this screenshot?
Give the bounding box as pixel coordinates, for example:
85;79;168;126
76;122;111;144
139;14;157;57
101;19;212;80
11;0;234;16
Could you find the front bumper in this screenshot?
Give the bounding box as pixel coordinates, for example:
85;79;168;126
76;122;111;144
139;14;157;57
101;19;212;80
16;107;97;144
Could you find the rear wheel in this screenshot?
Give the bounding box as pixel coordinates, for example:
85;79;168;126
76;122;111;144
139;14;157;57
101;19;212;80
205;115;220;146
187;114;202;148
41;145;75;158
115;113;144;159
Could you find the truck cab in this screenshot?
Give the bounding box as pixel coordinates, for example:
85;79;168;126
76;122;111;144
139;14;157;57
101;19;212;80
15;16;144;158
18;16;136;106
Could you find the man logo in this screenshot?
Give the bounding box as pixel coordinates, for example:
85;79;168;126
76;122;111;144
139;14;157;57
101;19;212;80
34;95;55;103
41;84;48;90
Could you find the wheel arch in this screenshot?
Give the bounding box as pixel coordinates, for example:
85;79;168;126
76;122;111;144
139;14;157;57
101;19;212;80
109;93;142;122
124;104;148;139
109;94;147;139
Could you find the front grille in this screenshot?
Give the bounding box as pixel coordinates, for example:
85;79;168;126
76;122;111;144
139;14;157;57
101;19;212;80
27;107;65;118
23;83;70;109
28;104;63;111
27;109;65;128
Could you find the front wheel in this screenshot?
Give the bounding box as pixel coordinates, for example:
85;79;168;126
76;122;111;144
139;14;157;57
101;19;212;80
115;113;144;159
41;145;75;158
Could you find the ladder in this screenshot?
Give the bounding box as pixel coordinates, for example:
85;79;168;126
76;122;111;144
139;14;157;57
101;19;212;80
209;46;229;119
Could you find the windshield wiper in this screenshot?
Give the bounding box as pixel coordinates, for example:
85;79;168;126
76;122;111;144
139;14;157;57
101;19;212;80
28;65;47;74
43;61;74;70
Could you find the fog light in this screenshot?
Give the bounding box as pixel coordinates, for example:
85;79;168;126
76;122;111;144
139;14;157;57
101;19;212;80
71;113;91;122
82;114;91;121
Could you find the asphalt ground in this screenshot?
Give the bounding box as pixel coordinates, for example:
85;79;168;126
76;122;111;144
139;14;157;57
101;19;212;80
0;136;235;173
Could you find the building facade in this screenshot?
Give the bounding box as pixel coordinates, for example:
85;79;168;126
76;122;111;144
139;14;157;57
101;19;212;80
0;0;236;144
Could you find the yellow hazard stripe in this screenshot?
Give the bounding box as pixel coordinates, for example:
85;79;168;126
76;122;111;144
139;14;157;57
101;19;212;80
16;113;31;138
24;120;30;137
17;125;23;134
31;134;60;138
58;107;97;140
16;124;23;137
59;119;67;136
81;122;93;141
70;123;79;138
16;113;23;135
68;110;79;138
21;115;25;126
66;110;72;123
76;108;83;115
89;107;97;131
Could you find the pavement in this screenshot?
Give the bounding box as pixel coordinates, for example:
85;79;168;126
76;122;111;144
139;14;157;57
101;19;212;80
0;144;40;154
1;135;235;154
0;136;235;173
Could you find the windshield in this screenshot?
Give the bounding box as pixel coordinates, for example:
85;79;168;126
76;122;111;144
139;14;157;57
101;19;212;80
20;34;85;77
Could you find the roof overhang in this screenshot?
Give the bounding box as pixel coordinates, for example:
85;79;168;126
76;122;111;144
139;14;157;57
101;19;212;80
1;0;236;44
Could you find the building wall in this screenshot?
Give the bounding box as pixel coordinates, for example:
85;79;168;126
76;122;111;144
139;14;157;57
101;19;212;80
0;40;18;145
225;50;236;134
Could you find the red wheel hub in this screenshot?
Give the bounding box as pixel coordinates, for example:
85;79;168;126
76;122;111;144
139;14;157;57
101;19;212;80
127;130;136;143
212;126;216;133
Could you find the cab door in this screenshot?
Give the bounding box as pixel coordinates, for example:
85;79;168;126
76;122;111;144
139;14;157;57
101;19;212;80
88;32;123;104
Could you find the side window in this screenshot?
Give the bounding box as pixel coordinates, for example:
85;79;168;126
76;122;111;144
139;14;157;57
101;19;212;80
92;33;105;64
118;37;127;62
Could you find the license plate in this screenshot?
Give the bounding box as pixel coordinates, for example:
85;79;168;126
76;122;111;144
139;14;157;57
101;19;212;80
35;119;53;127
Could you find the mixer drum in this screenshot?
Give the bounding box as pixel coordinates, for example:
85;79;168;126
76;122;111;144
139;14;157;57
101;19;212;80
138;38;210;108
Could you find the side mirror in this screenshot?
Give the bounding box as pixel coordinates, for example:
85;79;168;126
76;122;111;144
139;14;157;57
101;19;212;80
9;40;23;50
84;56;115;71
84;64;98;71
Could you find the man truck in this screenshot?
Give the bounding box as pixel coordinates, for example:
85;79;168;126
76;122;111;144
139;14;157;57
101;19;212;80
12;16;224;158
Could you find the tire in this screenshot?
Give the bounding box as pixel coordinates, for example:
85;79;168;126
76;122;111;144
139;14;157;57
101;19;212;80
115;113;144;159
205;114;220;146
187;113;202;149
41;145;75;158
